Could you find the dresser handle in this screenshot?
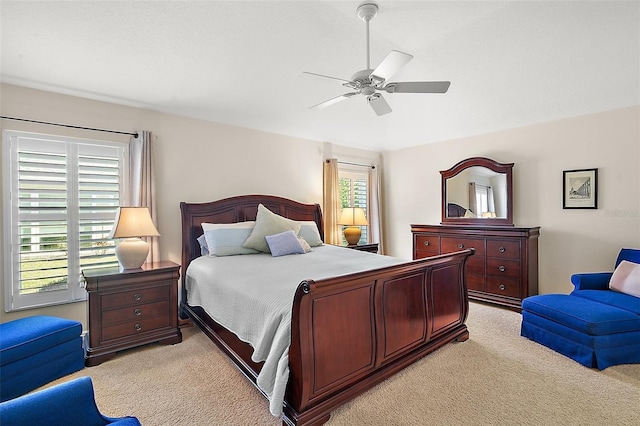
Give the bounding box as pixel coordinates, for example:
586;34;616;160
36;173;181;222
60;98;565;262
133;293;142;301
134;323;142;331
134;308;142;316
499;266;506;272
499;247;505;253
499;284;506;291
458;243;464;249
424;241;430;246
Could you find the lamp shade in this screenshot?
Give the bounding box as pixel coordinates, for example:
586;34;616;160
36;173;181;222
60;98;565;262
338;207;368;245
108;207;160;239
337;207;369;226
108;207;159;270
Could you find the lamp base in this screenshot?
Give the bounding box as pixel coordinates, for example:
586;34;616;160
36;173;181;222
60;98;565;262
115;238;149;270
343;226;362;246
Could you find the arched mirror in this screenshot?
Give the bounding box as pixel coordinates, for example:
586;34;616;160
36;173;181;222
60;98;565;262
441;157;514;226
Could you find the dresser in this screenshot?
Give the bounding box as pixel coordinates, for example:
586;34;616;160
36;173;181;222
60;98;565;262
411;224;540;310
82;261;182;366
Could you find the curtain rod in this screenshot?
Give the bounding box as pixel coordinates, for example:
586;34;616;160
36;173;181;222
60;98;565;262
327;159;375;169
0;116;138;138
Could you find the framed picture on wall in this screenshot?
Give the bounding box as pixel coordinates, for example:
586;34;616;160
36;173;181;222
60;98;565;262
563;168;598;209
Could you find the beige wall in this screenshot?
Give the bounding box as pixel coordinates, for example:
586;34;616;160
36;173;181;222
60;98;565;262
382;106;640;294
0;83;378;326
1;83;638;325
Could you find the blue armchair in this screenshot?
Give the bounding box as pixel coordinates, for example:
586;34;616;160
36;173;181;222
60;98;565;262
0;376;141;426
571;248;640;292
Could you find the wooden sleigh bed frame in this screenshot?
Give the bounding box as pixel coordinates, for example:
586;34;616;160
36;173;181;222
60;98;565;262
180;195;473;426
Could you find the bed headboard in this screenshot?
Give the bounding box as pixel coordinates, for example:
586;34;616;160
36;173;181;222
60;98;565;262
180;194;324;289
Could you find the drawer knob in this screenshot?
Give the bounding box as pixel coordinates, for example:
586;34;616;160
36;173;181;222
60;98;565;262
499;246;506;253
134;323;142;331
499;265;506;272
458;243;464;249
133;293;142;301
424;241;430;246
499;284;506;291
134;308;142;316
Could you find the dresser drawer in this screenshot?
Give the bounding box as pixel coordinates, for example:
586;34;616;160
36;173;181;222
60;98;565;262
441;237;486;256
102;300;170;326
101;285;170;310
486;240;520;259
415;250;440;260
486;258;520;279
415;235;440;252
102;316;171;341
466;257;486;276
467;274;485;292
487;276;521;298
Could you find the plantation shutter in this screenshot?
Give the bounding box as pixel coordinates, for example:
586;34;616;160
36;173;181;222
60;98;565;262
4;131;127;311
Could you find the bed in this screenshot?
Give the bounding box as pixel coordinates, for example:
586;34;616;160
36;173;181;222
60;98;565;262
180;195;473;426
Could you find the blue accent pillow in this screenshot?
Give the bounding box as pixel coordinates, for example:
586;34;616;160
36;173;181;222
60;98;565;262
265;230;306;257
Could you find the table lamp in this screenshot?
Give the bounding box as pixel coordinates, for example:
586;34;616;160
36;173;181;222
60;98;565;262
108;207;160;270
338;207;369;246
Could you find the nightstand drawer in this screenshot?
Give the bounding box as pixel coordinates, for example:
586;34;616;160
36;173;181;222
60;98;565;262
102;316;171;341
102;300;170;326
101;285;170;310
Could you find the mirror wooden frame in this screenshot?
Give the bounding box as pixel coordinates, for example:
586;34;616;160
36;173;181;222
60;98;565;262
441;157;514;226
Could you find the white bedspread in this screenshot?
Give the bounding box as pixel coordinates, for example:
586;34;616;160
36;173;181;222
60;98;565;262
185;244;405;416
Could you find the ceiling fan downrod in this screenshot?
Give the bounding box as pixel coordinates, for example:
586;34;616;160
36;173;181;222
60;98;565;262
357;2;378;70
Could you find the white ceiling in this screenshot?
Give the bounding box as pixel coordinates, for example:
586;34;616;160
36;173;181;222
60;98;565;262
1;1;638;152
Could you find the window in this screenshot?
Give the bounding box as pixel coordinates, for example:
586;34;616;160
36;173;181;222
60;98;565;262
3;131;128;311
339;166;369;245
473;184;495;217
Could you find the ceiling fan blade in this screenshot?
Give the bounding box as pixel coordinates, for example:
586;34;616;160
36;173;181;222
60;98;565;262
310;92;358;109
367;94;392;116
303;71;352;84
370;50;414;84
383;81;451;94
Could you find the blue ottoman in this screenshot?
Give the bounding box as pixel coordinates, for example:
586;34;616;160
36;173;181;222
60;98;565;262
0;316;85;401
521;294;640;369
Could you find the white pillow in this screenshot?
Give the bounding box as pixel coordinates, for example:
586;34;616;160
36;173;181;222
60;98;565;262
298;236;312;253
609;260;640;298
265;230;306;257
298;221;323;247
242;204;301;253
202;221;260;256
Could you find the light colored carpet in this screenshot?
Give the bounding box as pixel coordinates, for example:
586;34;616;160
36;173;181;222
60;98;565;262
45;302;640;425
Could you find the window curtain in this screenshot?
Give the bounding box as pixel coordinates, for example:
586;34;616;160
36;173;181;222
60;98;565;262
323;158;341;245
129;130;159;263
487;186;495;213
468;182;478;217
369;165;384;253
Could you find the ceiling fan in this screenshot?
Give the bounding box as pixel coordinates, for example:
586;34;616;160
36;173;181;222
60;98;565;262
304;2;450;116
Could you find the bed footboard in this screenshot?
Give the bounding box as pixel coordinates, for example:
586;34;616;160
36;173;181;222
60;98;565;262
284;249;473;426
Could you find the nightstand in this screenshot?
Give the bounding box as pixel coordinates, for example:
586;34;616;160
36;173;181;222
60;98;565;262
82;261;182;366
346;243;379;254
